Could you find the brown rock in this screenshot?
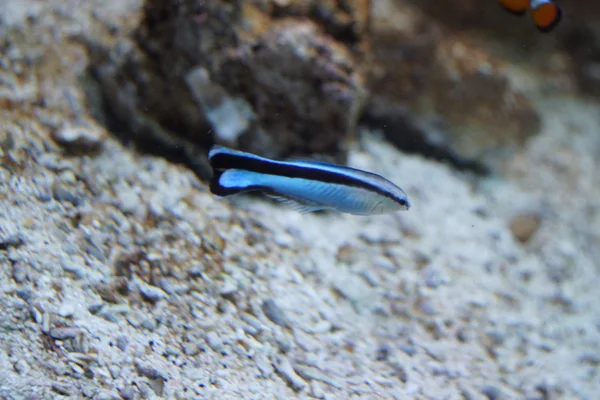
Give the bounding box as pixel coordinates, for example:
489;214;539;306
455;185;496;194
90;0;370;173
366;0;540;166
427;38;540;160
509;212;542;244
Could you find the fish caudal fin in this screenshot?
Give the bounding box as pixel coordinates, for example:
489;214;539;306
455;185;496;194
531;3;561;32
210;168;261;197
499;0;528;15
208;145;256;196
209;169;231;196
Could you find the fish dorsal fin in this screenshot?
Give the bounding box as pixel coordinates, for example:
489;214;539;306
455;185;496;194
264;193;329;214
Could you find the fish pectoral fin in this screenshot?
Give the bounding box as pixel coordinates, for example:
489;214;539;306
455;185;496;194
264;193;328;214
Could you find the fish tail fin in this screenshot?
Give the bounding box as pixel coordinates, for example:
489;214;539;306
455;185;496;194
209;168;230;196
208;145;280;197
209;168;260;197
499;0;528;15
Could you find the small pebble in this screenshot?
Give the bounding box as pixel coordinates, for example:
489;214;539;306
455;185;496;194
205;331;224;354
391;363;408;383
140;317;157;331
87;303;104;314
48;327;82;340
52;382;73;396
100;304;130;322
422;267;448;289
14;359;29;375
310;381;325;399
12;262;28;283
61;262;87;279
157;277;188;295
219;279;238;297
52;184;81;206
141;380;160;398
273;356;307;392
416;296;439;316
509;212;542;243
255;354;274;378
58;301;76;318
0;232;24;250
375;343;392;361
182;342;200;356
262;299;289;328
51;124;104;154
135;360;167;381
138;282;169;303
108;365;121;379
240;313;265;332
422;343;447;362
399;345;417;357
293;363;342;389
116;335;129;351
119;385;138;400
81;383;97;398
482;385;504;400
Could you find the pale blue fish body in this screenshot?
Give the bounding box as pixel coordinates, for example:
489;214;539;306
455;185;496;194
208;146;410;216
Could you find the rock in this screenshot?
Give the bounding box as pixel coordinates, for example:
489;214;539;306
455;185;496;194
213;18;367;157
367;0;540;170
293;363;343;390
262;299;289;328
116;335;129;352
57;301;76;318
134;360;168;381
48;327;83;340
137;281;169;303
481;384;505;400
51;122;105;154
118;385;138;400
422;342;447;362
273;356;307;392
51;382;73;396
88;0;370;172
205;331;225;354
391;363;408;383
0;231;24;250
509;212;542;243
52;183;82;206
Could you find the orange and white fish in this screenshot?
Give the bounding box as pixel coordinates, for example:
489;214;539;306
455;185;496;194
499;0;562;32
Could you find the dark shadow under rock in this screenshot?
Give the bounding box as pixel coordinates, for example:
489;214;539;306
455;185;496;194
361;97;489;175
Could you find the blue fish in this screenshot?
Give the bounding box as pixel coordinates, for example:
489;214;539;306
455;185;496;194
208;146;411;215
